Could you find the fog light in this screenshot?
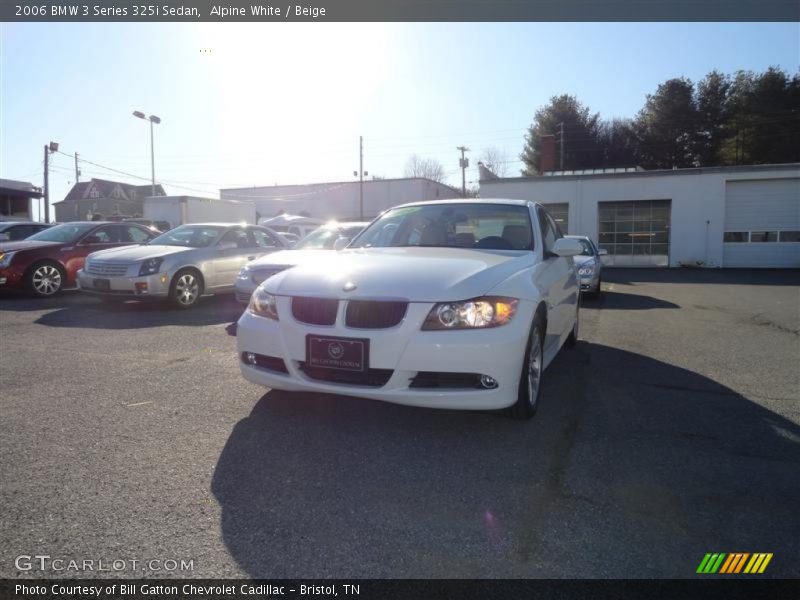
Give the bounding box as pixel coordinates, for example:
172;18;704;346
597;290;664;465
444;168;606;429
135;282;148;294
245;352;257;366
480;375;498;389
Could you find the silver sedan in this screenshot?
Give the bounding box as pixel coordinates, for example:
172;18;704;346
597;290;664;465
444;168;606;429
566;235;606;296
77;223;290;308
234;221;369;303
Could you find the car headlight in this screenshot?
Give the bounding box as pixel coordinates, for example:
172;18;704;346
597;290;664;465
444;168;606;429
248;286;279;320
0;251;16;268
139;257;164;276
422;296;518;330
237;265;252;280
578;264;595;276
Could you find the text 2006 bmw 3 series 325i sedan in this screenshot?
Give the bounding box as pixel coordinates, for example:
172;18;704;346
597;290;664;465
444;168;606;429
236;199;583;419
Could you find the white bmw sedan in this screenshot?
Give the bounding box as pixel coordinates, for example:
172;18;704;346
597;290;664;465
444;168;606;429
236;199;583;419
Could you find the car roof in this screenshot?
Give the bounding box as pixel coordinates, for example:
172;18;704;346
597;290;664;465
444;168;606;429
393;198;531;209
169;222;262;228
0;221;48;226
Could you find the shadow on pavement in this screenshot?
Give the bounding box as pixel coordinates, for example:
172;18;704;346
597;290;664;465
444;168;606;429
26;294;245;329
604;267;800;287
0;290;85;312
581;290;680;310
211;343;800;578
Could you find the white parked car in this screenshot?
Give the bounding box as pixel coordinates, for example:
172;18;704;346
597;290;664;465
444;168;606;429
236;199;583;419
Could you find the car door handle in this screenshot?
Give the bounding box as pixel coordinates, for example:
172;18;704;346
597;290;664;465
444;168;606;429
247;256;256;261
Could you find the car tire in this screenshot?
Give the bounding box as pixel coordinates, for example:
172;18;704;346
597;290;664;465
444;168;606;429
593;276;602;297
169;269;203;309
25;261;65;297
565;301;579;348
509;311;546;420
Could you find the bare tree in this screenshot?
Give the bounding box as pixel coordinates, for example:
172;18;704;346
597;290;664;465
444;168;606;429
404;154;446;183
479;146;509;177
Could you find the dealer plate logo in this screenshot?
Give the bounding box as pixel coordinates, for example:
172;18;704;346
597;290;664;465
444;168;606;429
327;342;345;359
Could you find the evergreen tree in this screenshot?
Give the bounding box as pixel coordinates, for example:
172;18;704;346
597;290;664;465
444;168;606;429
520;94;602;174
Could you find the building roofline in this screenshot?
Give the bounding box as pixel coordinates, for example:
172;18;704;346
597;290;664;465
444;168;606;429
482;162;800;184
221;176;462;194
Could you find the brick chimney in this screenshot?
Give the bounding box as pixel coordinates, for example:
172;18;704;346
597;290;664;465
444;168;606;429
540;134;556;174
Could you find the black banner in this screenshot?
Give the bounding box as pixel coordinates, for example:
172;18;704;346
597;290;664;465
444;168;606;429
3;0;800;22
2;579;799;600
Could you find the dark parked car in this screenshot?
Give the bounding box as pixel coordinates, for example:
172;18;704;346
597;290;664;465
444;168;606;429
0;221;156;297
123;217;172;232
0;221;52;241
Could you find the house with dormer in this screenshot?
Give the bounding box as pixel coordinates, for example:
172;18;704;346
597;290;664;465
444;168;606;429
53;178;166;222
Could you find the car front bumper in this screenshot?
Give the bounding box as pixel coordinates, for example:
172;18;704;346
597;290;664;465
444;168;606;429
0;265;24;289
234;277;257;304
579;269;601;292
236;297;535;410
76;269;171;298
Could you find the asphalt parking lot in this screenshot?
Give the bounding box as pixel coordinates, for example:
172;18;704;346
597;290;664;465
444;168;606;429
1;268;798;579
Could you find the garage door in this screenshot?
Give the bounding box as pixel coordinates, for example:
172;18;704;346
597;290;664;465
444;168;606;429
723;179;800;268
541;202;569;234
598;199;671;267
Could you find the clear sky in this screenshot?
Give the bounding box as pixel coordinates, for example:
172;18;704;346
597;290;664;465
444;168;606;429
1;22;798;219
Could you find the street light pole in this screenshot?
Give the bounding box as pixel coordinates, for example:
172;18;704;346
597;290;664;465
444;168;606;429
133;111;161;196
149;118;155;197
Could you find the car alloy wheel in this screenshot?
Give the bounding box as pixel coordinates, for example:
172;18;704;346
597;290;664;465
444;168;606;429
527;326;543;408
175;273;199;306
32;265;62;296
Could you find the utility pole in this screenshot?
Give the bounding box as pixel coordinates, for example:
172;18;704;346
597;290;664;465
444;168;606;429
74;152;80;183
43;145;49;223
457;146;470;197
559;122;565;170
359;135;364;220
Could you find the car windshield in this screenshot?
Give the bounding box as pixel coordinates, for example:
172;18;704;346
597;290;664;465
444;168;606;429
148;225;223;247
349;203;534;251
294;227;340;249
26;223;95;243
576;238;595;256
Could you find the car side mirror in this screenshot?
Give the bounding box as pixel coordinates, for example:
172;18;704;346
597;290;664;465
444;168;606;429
551;237;583;257
218;241;237;251
598;248;608;256
333;237;350;251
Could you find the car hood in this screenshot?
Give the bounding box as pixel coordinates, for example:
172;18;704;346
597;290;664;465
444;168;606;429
573;255;596;266
247;249;331;269
0;240;62;253
88;244;191;262
265;247;534;302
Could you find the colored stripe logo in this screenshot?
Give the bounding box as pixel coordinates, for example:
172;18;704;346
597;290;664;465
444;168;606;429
697;553;772;574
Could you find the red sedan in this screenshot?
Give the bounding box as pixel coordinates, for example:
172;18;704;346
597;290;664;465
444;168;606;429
0;221;156;297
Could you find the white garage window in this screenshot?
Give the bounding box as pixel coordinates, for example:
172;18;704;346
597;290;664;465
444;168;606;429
723;232;748;243
780;231;800;242
750;231;778;243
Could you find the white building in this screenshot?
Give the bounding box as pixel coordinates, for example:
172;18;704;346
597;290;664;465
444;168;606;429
479;163;800;268
220;178;462;223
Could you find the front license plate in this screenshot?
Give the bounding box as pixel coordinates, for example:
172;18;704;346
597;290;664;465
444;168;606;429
306;335;368;372
93;278;110;291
